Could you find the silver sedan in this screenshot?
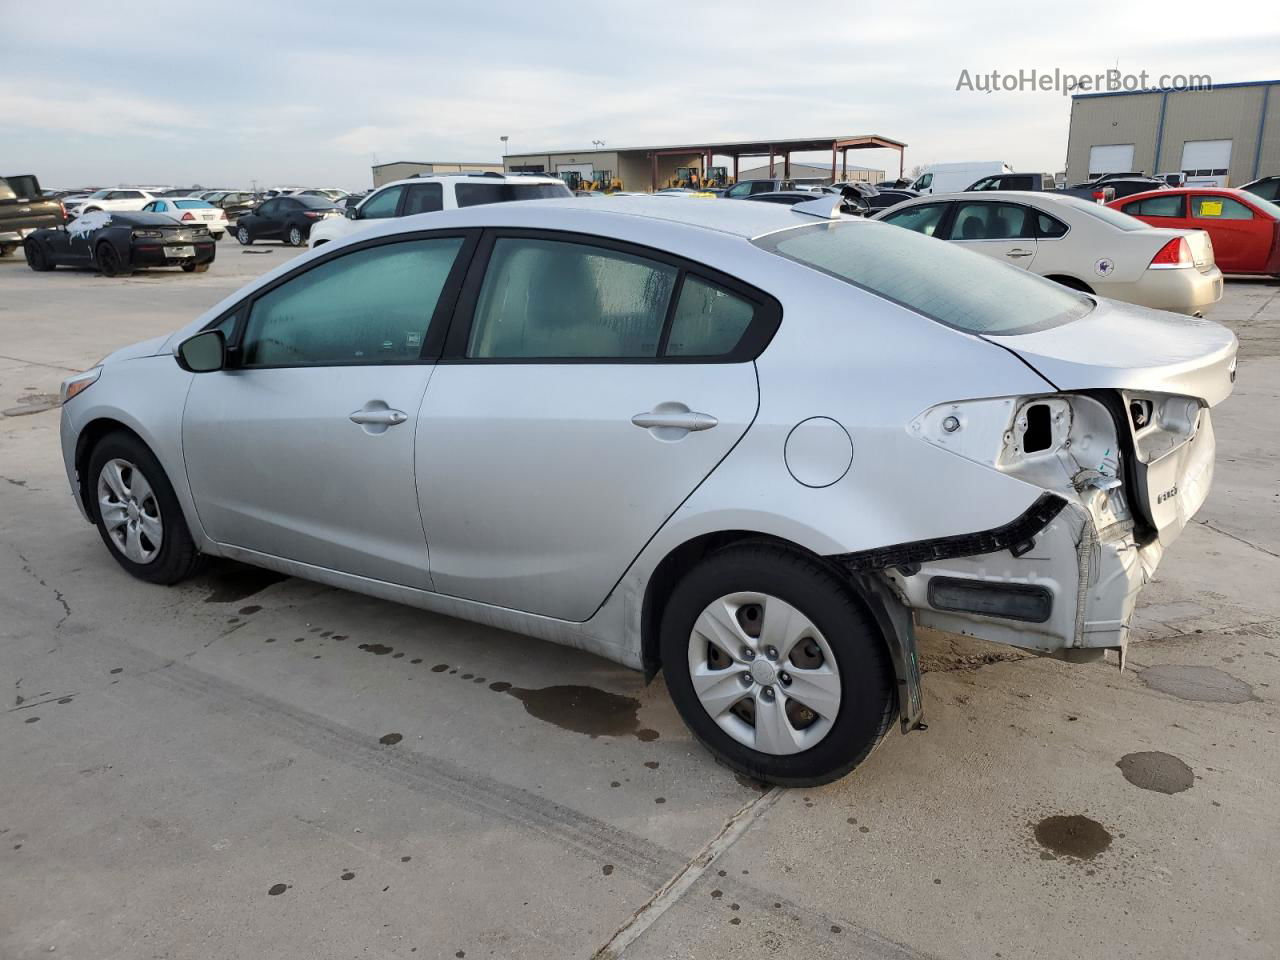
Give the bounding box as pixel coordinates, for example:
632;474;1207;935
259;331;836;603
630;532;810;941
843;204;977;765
58;197;1237;784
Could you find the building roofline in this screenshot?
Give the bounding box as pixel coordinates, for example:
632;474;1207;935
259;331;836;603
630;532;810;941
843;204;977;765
1073;79;1280;100
504;134;906;156
372;161;502;169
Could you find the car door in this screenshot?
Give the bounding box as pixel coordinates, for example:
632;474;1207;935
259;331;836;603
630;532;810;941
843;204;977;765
1188;194;1265;272
944;200;1038;269
415;230;770;621
182;232;475;588
250;198;279;235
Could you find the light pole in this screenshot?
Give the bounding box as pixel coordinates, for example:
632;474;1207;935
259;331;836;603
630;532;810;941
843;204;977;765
592;139;605;149
500;135;509;156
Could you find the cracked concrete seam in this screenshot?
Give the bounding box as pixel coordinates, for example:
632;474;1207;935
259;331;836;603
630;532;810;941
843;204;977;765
1196;519;1280;560
13;548;72;629
592;786;785;959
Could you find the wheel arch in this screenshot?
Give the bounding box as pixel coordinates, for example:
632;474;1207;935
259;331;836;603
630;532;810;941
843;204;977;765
1044;273;1094;294
638;529;923;731
74;418;148;520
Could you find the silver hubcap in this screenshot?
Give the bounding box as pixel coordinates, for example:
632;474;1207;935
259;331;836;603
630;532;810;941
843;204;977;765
290;228;301;244
687;592;841;755
97;458;163;564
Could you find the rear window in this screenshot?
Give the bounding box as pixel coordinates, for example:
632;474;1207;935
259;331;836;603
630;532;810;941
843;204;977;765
1057;195;1149;231
296;195;337;208
0;175;40;199
454;182;572;207
754;221;1092;336
174;199;214;208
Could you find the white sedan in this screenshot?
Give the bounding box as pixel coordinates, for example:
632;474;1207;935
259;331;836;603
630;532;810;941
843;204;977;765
141;198;229;240
66;187;157;217
874;190;1223;316
56;198;1235;784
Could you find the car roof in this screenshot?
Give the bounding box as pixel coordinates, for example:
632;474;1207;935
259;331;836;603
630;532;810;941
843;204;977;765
363;195;839;240
380;173;564;190
109;211;185;226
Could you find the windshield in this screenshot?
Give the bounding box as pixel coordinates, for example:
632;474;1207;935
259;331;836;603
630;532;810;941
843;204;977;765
454;182;573;207
754;221;1093;336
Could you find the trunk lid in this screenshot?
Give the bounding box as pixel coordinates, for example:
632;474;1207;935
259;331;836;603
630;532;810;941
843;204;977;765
988;297;1237;406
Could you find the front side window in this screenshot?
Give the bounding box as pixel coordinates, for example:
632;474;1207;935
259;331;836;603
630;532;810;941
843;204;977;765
454;182;572;207
880;202;949;237
1124;194;1185;218
241;238;463;367
1191;196;1254;220
402;183;443;215
467;237;677;359
726;182;752;198
666;278;754;357
951;202;1033;241
915;173;933;189
755;221;1092;336
359;186;403;219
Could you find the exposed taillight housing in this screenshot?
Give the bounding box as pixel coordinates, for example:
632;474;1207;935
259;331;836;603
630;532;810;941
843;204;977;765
1149;237;1192;269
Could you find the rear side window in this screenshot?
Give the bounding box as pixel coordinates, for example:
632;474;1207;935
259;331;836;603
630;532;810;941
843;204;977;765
951;201;1033;240
454;182;571;207
1191;196;1254;220
241;238;463;367
1124;194;1185;217
402;183;443;215
756;221;1092;336
666;278;754;357
1035;212;1068;238
467;237;677;358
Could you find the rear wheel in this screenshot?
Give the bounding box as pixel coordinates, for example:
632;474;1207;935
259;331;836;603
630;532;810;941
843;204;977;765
286;224;305;246
88;432;204;585
96;242;130;277
181;261;211;273
236;225;253;245
660;544;895;786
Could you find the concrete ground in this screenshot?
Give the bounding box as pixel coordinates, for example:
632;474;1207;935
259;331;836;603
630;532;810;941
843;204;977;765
1;240;1278;960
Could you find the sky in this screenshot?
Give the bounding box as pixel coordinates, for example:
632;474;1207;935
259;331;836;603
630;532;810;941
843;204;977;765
3;0;1276;191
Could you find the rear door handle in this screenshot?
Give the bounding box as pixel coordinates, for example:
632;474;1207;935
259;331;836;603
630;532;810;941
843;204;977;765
349;408;408;426
631;410;718;432
1005;248;1035;258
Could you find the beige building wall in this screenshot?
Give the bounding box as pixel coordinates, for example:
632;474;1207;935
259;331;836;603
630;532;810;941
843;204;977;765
371;161;504;187
1067;83;1280;185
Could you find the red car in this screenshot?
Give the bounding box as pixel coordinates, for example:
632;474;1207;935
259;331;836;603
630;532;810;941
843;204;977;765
1109;187;1280;275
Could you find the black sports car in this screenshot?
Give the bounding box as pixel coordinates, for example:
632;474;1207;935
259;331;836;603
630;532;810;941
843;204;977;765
234;194;342;246
23;210;217;276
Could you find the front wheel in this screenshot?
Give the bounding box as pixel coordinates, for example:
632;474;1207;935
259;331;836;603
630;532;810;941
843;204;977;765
236;225;253;245
660;544;895;786
88;432;204;585
286;224;304;246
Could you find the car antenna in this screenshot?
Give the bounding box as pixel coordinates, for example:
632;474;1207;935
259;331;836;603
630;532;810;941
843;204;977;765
790;195;843;220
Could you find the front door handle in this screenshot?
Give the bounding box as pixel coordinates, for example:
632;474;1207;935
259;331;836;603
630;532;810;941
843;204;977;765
1005;248;1035;258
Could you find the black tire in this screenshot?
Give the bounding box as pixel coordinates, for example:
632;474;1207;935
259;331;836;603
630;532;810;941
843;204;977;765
181;261;211;273
96;241;130;277
285;223;305;247
0;243;14;257
660;544;895;786
87;432;205;585
236;225;253;245
24;240;54;271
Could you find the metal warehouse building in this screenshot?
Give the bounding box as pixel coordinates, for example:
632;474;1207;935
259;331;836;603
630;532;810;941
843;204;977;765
1066;79;1280;186
371;160;504;187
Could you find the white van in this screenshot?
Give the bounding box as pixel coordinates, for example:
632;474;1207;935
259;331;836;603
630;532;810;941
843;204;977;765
909;162;1014;195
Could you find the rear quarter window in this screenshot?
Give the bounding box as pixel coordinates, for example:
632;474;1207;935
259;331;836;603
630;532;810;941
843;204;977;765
755;221;1092;336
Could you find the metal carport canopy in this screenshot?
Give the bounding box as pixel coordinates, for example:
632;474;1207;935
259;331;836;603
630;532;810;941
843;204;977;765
639;134;908;188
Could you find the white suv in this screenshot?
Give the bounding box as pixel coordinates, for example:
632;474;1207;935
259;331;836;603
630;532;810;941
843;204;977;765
67;188;158;217
308;172;570;248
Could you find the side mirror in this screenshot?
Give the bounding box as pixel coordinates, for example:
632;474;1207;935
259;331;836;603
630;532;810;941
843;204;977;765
346;206;358;220
177;330;226;373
